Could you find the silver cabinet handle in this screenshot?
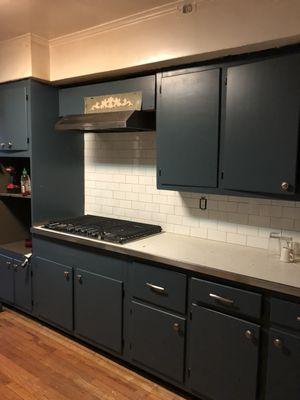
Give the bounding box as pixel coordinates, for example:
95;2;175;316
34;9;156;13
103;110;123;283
173;323;180;332
297;316;300;322
281;181;289;191
273;338;283;349
209;293;234;305
76;274;83;283
1;143;5;149
146;282;166;294
8;142;12;149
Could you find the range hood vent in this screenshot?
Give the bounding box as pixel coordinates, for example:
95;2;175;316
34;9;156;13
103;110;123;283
55;110;155;133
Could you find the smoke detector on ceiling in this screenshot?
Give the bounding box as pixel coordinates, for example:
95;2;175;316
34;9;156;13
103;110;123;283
177;1;198;15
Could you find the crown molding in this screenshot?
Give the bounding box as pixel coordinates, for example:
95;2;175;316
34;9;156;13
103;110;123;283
49;1;180;47
30;33;49;47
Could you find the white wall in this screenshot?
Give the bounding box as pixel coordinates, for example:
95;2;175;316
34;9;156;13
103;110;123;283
1;1;300;83
85;132;300;250
49;0;300;82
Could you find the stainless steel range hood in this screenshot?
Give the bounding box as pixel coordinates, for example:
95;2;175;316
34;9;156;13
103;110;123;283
55;110;155;133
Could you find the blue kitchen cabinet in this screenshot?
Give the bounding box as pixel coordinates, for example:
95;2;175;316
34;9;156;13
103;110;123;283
33;257;73;331
265;328;300;400
74;268;123;354
59;75;156;116
222;52;300;195
0;252;32;311
157;67;220;190
0;253;14;303
0;81;29;151
129;300;186;383
188;304;260;400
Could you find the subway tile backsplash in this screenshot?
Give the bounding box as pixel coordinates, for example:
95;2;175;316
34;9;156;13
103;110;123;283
85;132;300;250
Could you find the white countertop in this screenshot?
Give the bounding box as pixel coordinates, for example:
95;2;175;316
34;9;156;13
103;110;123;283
32;227;300;298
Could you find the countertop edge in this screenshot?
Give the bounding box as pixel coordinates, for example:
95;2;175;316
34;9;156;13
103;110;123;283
31;227;300;298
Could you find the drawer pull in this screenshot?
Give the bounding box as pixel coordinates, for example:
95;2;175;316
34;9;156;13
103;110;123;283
76;274;83;284
146;282;166;295
273;338;283;349
297;316;300;322
173;323;180;332
209;293;234;305
64;271;70;280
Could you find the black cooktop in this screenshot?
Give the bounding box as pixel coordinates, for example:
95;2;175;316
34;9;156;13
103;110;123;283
42;215;162;244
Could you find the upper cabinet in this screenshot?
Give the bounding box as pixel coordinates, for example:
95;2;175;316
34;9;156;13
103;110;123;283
59;75;156;116
157;68;220;189
0;81;29;151
222;53;300;196
156;51;300;199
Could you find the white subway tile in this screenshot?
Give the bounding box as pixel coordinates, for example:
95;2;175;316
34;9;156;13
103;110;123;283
190;227;208;239
246;236;269;249
227;233;247;245
84;135;300;251
208;229;227;242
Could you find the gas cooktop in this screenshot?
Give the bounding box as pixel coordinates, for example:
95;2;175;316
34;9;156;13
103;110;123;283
42;215;162;244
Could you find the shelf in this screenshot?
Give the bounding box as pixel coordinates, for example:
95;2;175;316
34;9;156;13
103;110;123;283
0;193;31;199
0;241;31;256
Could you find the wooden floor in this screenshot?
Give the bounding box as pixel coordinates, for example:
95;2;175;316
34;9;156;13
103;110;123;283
0;309;190;400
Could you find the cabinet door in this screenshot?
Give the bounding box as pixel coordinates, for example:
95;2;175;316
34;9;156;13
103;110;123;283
157;68;220;188
265;328;300;400
14;260;32;312
34;257;73;331
130;301;186;383
0;254;14;303
189;305;260;400
0;83;28;151
222;53;300;195
75;269;123;353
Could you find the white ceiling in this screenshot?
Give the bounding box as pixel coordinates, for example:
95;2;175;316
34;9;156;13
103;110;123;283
0;0;171;41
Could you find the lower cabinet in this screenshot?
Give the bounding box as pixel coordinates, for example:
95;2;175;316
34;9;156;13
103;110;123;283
265;328;300;400
14;259;32;311
129;301;186;383
0;253;14;303
188;304;260;400
34;257;73;331
74;268;123;353
0;253;31;310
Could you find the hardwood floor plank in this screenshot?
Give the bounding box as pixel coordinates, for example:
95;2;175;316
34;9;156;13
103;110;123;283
0;310;190;400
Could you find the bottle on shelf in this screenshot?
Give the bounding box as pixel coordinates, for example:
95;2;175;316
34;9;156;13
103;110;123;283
21;168;31;196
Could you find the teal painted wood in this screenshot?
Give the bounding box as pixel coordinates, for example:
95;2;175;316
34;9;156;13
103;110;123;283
191;277;262;319
0;81;29;151
270;297;300;332
222;53;300;195
157;68;220;188
30;80;84;224
14;260;32;312
129;300;186;383
0;254;14;303
188;304;260;400
130;262;187;314
34;256;73;331
59;75;156;116
265;328;300;400
74;268;123;353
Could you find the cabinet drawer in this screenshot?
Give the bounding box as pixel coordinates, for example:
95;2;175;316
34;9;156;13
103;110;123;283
191;278;262;319
130;262;186;313
270;298;300;331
